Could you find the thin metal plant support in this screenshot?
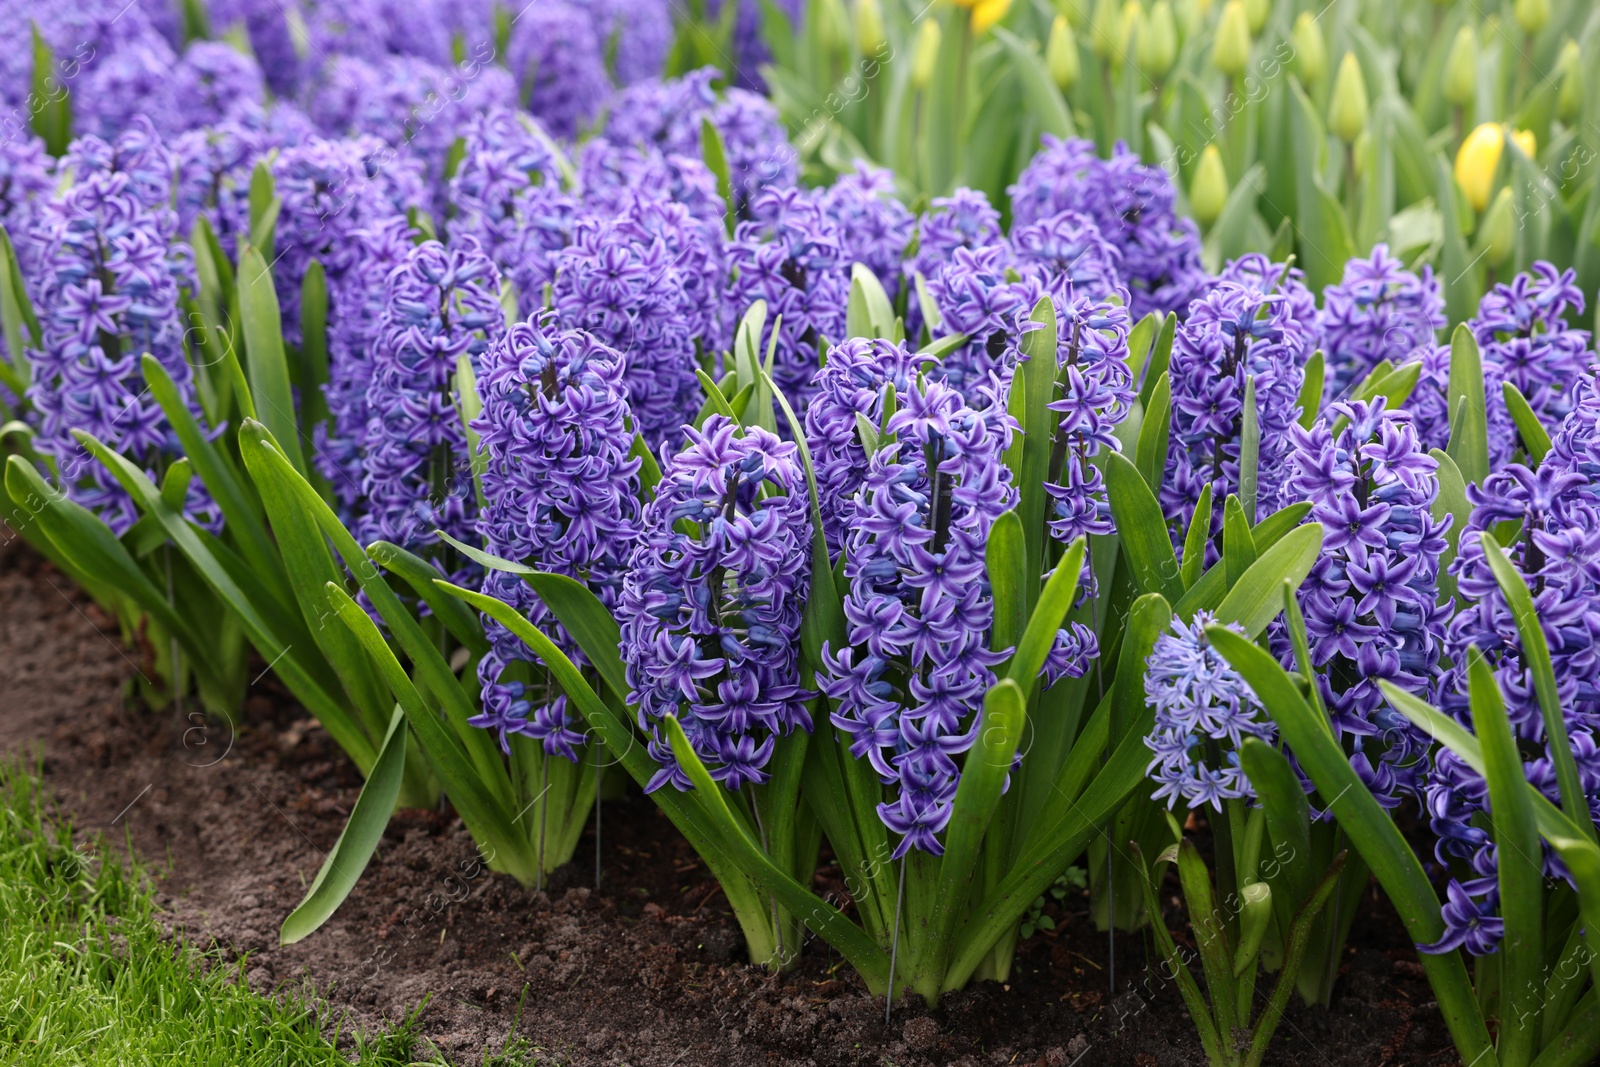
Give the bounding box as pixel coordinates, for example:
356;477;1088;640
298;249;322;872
594;739;603;890
885;855;906;1025
537;756;550;895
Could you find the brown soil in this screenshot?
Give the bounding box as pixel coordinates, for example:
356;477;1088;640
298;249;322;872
0;538;1460;1067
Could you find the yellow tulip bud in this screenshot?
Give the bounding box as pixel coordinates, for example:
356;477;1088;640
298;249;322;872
1558;40;1582;122
1455;123;1535;212
971;0;1012;34
1514;0;1549;36
1137;0;1177;77
1442;25;1478;109
1211;0;1251;78
1327;52;1368;144
1479;187;1516;268
1116;1;1143;61
1047;15;1081;90
1190;144;1228;226
1089;0;1120;58
854;0;884;55
1290;12;1325;87
1243;0;1268;34
912;18;941;89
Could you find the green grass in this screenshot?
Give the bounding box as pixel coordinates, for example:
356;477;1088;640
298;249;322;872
0;759;529;1066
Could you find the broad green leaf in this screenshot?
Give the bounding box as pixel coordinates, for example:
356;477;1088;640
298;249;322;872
1477;532;1592;839
1138;313;1176;408
1104;451;1183;604
1503;381;1552;466
367;540;489;657
1239;376;1258;520
455;353;489;510
280;707;408;944
1136;372;1171;493
1222;494;1256;589
1465;647;1543;1061
845;264;896;340
237;245;306;474
1018;297;1059;605
1445;324;1488;486
1214;523;1322;638
1297;351;1325;427
1238;739;1312;908
986;510;1026;657
1111;594;1172;749
1006;538;1085;692
700;116;735;235
1172;503;1312;621
1180;483;1212;590
1207;630;1492;1063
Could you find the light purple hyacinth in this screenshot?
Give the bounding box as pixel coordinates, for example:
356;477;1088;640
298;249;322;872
0;0;157;120
1419;458;1600;957
271;134;427;343
356;238;505;555
1317;244;1444;400
904;188;1006;341
1161;256;1315;552
1278;399;1451;808
552;196;716;450
1472;262;1591;437
818;378;1020;857
724;186;850;404
450;107;579;318
315;217;419;514
25;123;217;535
472;314;642;756
1009;137;1206;321
76;27;182;139
820;163;914;301
620;415;814;793
1143;612;1275;811
206;0;303;95
505;0;612;139
172;41;266;131
1011;209;1124;305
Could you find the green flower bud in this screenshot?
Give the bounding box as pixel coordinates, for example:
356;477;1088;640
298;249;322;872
1090;0;1120;59
912;18;941;89
1442;25;1478;109
1212;0;1251;78
1190;143;1229;226
1290;12;1325;87
854;0;885;56
1235;882;1274;976
1057;0;1092;27
1558;40;1583;122
1118;1;1144;62
1514;0;1549;36
1243;0;1268;35
819;0;850;52
1479;186;1516;268
1137;0;1177;76
1175;0;1202;39
1048;15;1081;90
1328;52;1369;144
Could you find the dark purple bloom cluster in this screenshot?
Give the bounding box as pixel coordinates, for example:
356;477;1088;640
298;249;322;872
1043;294;1136;566
1471;262;1591;442
1010;209;1123;306
1317;244;1445;400
472;315;642;756
552;196;719;449
1144;612;1275;811
271;134;427;342
506;0;613;139
1422;459;1600;955
724;187;850;403
172;41;267;131
1161;256;1316;550
818;380;1017;857
450;108;578;319
0;133;55;280
802;337;932;557
904;188;1005;341
821;164;914;301
602;68;795;212
24;122;216;534
315;217;420;514
575;140;727;240
355;238;505;553
924;245;1042;395
1009;137;1206;320
620;415;814;793
1279;399;1451;805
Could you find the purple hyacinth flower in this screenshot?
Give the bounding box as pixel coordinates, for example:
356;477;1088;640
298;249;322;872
472;313;642;755
1317;244;1445;400
505;0;611;138
818;378;1016;857
621;415;814;793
